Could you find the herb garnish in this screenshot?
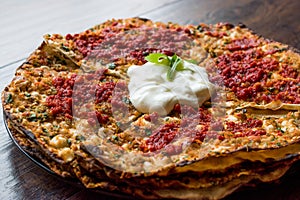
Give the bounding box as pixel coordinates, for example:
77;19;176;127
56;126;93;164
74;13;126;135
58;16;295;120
145;128;152;136
6;93;13;104
145;53;194;81
27;113;37;122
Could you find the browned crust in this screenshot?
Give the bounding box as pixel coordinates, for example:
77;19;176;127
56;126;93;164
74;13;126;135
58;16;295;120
5;117;75;178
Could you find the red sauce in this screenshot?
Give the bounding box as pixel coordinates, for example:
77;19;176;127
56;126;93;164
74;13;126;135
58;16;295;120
140;122;179;153
46;74;76;119
94;82;116;103
46;67;134;126
205;30;228;38
110;81;133;123
270;79;300;104
163;144;183;155
46;68;130;124
141;103;270;153
279;64;299;79
69;25;192;64
180;106;214;143
79;79;116;126
71;31;105;57
226;37;260;51
226;118;266;137
144;112;159;123
141;106;214;153
214;48;299;104
82;110;109;126
216;49;269;100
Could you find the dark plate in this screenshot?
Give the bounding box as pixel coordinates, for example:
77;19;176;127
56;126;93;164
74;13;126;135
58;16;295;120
5;116;59;177
3;114;134;200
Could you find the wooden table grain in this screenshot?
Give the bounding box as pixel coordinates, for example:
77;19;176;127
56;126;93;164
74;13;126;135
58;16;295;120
0;0;299;199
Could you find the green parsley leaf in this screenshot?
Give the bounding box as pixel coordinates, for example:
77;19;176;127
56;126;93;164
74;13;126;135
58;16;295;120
24;92;31;97
108;62;116;69
76;135;86;141
111;135;119;141
145;53;170;66
61;45;70;52
145;53;194;81
167;54;183;81
186;59;198;64
145;128;152;136
122;96;130;104
27;113;37;122
5;93;13;104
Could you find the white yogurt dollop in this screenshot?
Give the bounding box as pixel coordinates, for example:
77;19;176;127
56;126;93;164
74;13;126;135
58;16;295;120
127;61;214;115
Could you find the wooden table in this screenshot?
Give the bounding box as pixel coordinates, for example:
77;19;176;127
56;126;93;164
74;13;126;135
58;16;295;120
0;0;299;199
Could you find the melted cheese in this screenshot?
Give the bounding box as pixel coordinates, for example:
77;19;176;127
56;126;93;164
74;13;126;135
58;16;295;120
127;61;214;115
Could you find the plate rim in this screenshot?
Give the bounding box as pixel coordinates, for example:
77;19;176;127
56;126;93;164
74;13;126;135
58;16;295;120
3;112;135;199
